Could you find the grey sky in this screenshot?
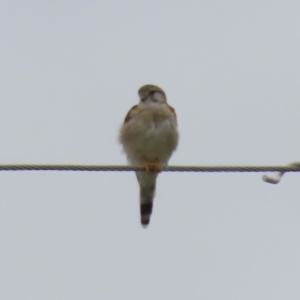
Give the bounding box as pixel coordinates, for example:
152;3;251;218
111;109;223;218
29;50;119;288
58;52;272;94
1;1;300;299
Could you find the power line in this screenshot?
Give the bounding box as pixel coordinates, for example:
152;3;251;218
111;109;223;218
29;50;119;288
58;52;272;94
0;164;297;172
0;163;299;184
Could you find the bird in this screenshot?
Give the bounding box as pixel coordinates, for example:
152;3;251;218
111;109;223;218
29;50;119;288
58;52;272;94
119;84;179;227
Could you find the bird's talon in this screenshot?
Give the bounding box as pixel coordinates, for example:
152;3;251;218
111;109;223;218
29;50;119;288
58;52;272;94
142;161;161;173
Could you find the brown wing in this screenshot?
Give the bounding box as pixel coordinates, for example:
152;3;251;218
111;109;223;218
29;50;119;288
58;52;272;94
167;105;177;118
124;105;138;123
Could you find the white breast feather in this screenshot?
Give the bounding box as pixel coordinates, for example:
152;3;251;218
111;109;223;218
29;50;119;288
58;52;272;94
120;103;178;166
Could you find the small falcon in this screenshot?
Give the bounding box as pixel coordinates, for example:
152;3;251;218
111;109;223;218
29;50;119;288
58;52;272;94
119;84;179;227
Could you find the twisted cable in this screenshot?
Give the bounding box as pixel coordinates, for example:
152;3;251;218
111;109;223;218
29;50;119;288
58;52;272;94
0;164;297;172
0;163;299;184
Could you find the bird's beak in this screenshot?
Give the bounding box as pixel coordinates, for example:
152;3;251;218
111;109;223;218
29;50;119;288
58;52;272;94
140;94;147;101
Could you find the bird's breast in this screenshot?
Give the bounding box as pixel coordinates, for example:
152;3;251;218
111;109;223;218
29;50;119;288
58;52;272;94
139;104;172;126
120;103;178;166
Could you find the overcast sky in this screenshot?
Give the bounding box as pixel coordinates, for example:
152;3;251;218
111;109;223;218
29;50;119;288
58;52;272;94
1;1;300;299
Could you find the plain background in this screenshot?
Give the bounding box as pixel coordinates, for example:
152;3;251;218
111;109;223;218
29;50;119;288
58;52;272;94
1;1;300;299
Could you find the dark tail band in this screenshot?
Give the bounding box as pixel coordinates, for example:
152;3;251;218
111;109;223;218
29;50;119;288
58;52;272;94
140;202;153;226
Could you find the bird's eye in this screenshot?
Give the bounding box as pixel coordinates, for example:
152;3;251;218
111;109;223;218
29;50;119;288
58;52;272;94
149;91;156;96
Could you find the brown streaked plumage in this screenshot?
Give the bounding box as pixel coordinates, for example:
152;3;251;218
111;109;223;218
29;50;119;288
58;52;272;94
124;105;138;123
119;84;179;227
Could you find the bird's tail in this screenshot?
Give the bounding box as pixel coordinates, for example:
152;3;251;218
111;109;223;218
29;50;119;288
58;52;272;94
137;172;157;228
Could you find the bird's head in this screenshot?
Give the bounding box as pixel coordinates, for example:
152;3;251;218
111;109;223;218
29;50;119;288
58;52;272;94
138;84;167;104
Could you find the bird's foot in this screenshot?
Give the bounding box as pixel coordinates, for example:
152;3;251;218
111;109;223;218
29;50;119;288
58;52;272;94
142;161;161;173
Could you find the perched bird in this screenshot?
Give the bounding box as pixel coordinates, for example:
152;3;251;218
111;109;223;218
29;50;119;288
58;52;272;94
119;84;179;227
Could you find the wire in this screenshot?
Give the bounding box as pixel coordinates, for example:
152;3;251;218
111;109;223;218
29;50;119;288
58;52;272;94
0;163;299;184
0;164;298;172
